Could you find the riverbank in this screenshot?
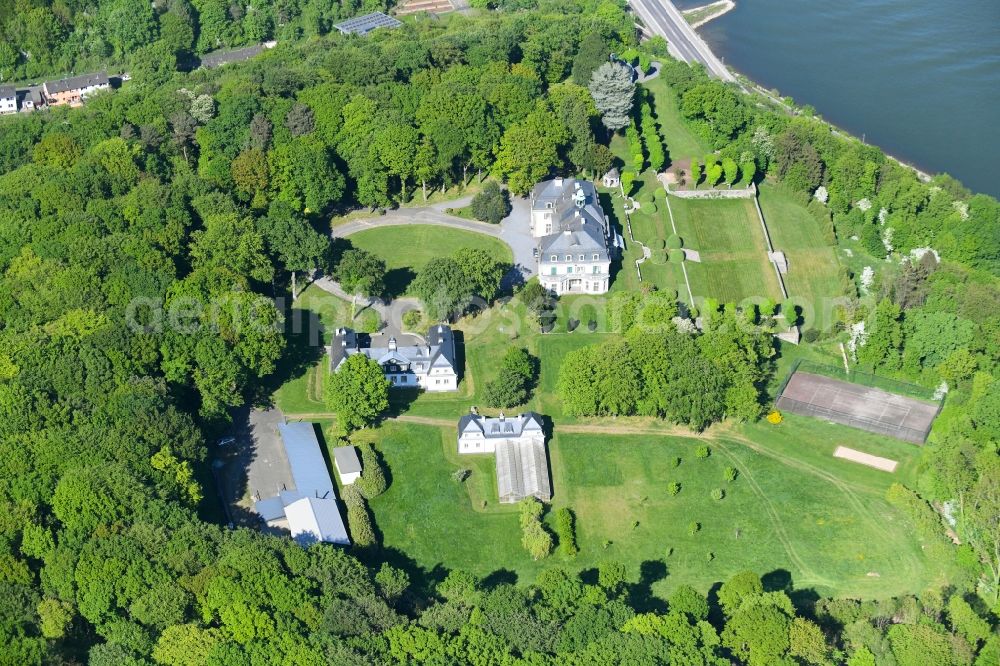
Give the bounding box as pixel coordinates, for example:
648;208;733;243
686;0;999;196
683;0;734;29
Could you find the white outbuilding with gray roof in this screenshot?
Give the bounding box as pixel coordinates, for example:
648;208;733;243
457;411;551;503
333;445;362;485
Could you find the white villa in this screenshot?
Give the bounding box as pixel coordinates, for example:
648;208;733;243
330;325;459;392
530;178;616;295
457;411;551;503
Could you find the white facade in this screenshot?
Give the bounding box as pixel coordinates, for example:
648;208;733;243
538;242;611;295
331;325;459;393
531;178;614;296
457;412;551;503
0;89;15;115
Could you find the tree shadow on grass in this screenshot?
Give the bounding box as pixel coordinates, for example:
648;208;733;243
384;267;416;300
481;568;518;590
252;307;326;406
627;560;670;614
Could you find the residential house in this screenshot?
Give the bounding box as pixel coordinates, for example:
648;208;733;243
531;178;616;295
457;411;551;503
331;325;459;392
253;422;350;546
333;446;362;485
43;72;109;107
0;87;15;115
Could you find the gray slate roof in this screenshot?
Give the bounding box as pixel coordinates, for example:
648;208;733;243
0;86;14;99
43;71;108;94
458;412;544;439
331;325;456;375
539;220;609;258
334;12;402;35
200;44;266;69
333;446;362;475
531;178;610;259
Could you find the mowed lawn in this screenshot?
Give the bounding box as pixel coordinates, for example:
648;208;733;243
364;418;939;599
642;75;712;162
670;196;784;303
758;184;843;311
347;225;512;296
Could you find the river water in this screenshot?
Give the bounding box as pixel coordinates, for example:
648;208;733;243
676;0;1000;197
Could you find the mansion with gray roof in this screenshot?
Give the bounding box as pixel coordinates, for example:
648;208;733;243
330;325;458;392
458;411;551;503
531;177;616;295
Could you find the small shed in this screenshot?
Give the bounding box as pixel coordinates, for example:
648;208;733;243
601;168;620;189
333;446;362;485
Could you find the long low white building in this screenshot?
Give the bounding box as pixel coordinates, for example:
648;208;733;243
457;411;551;503
254;422;350;546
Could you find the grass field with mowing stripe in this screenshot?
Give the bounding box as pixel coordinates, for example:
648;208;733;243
669;196;783;303
758;184;844;311
362;418;941;600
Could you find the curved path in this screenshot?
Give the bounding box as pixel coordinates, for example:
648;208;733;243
331;197;537;283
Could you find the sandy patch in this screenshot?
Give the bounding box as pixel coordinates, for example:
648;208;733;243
833;446;898;472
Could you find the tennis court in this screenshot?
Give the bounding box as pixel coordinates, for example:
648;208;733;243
776;372;939;444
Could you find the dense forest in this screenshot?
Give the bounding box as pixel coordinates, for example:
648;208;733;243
0;0;997;663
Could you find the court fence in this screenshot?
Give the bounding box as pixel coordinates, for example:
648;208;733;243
774;359;943;444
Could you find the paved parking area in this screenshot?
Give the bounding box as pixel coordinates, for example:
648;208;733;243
214;407;293;524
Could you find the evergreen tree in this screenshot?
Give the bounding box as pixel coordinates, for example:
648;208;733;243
588;62;636;131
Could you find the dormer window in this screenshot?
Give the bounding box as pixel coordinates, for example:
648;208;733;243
546;202;553;209
550;255;557;261
579;254;585;261
593;253;599;260
565;255;571;261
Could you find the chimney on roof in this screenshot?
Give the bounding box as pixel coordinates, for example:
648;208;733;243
470;406;478;415
388;337;397;352
499;411;505;421
554;177;563;188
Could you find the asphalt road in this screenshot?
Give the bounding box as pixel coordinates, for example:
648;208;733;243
629;0;736;83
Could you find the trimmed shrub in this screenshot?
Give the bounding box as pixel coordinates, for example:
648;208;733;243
688;521;700;535
357;443;388;498
695;445;711;458
555;508;578;556
343;484;377;547
666;481;681;496
668;249;685;263
724;467;738;482
643;202;657;214
579;304;598;331
666;234;682;249
711;488;725;501
402;309;422;331
766;410;783;424
652;249;669;264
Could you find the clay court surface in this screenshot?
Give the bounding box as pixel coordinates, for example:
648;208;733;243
777;372;939;443
833;446;898;472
